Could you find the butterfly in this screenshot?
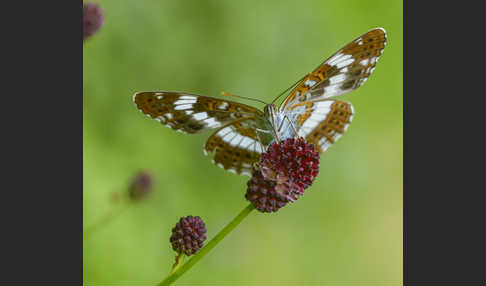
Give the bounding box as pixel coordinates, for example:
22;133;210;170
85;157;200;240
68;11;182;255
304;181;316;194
133;28;386;176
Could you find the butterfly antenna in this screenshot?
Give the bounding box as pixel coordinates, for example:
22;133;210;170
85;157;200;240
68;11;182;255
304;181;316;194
220;91;268;105
271;73;308;104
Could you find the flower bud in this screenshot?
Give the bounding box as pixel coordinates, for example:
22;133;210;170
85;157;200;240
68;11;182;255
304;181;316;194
170;216;207;256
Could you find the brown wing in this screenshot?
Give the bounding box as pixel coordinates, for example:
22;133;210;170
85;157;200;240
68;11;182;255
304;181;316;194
280;28;386;111
204;117;269;176
287;99;354;153
133;91;263;134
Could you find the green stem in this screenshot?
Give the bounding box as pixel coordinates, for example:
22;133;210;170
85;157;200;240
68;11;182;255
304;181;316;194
170;253;183;275
157;203;255;286
84;201;132;239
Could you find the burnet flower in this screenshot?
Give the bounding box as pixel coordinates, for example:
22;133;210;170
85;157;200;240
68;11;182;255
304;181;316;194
83;3;104;41
128;171;154;201
246;137;320;213
170;216;207;256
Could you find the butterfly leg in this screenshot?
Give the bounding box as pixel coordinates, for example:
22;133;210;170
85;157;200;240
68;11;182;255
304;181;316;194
261;125;281;143
256;128;272;133
271;125;281;143
277;114;299;138
286;116;299;137
255;128;273;150
255;132;267;154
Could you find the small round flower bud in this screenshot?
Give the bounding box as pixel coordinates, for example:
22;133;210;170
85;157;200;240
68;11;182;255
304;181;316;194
170;216;207;256
128;171;153;201
83;3;104;41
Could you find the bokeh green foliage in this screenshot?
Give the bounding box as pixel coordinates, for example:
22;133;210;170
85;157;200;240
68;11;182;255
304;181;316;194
83;0;402;285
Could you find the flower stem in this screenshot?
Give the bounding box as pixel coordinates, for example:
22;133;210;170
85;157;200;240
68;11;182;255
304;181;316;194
84;201;132;240
157;203;255;286
170;253;183;274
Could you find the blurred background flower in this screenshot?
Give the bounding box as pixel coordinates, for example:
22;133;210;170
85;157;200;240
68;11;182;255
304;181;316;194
84;0;402;285
128;171;154;201
83;2;104;41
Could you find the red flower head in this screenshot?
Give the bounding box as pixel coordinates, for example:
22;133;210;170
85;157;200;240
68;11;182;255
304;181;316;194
170;216;207;256
245;169;290;213
246;137;320;213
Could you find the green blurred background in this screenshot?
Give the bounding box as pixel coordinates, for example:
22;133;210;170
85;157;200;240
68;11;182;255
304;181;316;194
83;0;402;285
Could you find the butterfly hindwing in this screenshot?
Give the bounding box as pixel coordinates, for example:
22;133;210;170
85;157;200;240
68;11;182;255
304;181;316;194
280;28;386;110
204;117;267;175
288;100;354;153
133;91;263;134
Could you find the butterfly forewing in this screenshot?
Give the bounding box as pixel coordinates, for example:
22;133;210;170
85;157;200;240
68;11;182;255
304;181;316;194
280;28;386;111
134;91;263;134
